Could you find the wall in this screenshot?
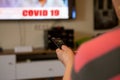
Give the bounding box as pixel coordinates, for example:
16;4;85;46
0;0;118;49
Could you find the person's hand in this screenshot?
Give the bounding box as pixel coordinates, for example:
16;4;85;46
56;45;74;67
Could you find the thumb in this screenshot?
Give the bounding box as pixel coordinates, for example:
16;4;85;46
62;45;70;51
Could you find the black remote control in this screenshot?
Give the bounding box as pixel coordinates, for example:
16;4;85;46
51;37;65;49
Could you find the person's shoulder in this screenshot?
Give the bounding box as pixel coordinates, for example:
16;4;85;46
76;27;120;53
86;27;120;44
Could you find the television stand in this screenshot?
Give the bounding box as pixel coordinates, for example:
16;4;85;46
0;49;65;80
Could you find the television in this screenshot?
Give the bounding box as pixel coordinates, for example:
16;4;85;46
0;0;76;20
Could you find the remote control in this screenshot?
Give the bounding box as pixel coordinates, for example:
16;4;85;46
51;37;65;49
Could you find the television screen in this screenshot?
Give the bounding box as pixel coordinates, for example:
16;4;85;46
0;0;76;20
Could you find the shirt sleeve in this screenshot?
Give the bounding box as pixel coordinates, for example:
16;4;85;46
71;28;120;80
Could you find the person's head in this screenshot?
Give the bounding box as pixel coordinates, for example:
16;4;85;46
112;0;120;20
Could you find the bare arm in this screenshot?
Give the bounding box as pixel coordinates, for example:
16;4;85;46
56;45;74;80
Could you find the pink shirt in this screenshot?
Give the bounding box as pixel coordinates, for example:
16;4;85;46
72;27;120;80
